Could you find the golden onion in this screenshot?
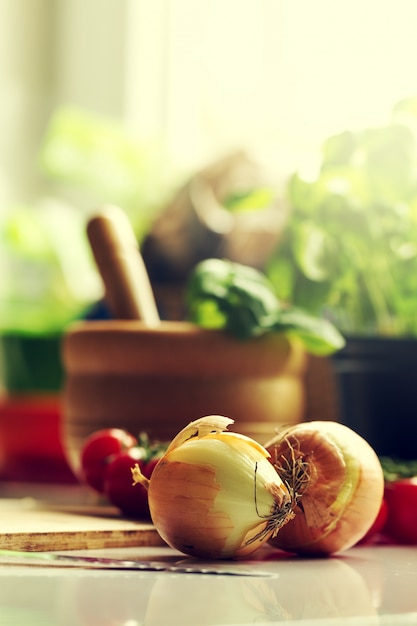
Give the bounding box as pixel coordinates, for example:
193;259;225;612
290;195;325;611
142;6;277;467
265;420;385;556
132;415;295;559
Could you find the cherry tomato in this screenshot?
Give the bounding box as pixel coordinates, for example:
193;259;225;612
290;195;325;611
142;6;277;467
103;448;161;519
383;477;417;544
80;428;138;493
357;498;388;544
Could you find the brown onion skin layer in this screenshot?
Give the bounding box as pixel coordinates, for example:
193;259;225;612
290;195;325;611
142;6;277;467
265;421;384;556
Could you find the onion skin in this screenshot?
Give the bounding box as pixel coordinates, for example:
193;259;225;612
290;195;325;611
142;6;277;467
265;421;384;556
133;415;293;559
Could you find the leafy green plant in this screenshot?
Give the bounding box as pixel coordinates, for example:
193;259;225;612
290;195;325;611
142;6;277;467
0;106;170;337
186;258;345;355
39;106;167;240
266;97;417;336
0;202;98;335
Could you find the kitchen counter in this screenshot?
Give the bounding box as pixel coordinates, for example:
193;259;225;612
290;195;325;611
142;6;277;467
0;542;416;625
0;484;415;625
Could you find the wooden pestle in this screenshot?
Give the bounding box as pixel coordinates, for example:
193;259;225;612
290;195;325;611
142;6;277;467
87;206;160;325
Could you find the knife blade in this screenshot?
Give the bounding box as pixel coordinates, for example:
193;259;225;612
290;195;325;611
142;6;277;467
0;549;273;577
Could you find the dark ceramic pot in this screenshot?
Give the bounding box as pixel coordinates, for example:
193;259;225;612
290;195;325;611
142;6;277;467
332;336;417;460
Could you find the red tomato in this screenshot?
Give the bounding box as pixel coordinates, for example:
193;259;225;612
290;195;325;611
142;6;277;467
103;448;161;519
358;498;388;544
80;428;138;493
383;477;417;544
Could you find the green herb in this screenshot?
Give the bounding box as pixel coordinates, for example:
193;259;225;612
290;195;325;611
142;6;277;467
380;456;417;482
266;96;417;337
186;258;345;355
0;204;97;334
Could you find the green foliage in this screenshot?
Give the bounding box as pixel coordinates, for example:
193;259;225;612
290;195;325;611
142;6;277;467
222;187;275;213
0;106;171;335
186;258;345;355
267;98;417;336
0;203;99;334
380;456;417;481
39;106;166;240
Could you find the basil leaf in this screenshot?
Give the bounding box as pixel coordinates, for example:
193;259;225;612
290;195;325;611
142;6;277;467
274;307;346;356
186;259;345;354
186;259;280;340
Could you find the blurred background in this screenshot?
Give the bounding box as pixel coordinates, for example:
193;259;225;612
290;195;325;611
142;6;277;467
2;0;417;326
2;0;417;481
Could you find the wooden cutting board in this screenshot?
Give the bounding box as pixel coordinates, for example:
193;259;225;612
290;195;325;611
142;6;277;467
0;500;165;551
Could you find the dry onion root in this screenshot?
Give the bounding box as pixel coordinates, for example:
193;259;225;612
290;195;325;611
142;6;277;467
265;421;385;556
132;415;297;559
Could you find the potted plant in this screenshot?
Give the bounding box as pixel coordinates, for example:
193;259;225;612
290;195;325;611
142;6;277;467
266;96;417;460
0;202;101;483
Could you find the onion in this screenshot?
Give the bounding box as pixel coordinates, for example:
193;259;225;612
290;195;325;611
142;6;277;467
132;415;295;559
265;420;384;556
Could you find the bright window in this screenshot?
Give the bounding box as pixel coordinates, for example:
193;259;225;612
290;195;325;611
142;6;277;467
2;0;417;200
125;0;417;174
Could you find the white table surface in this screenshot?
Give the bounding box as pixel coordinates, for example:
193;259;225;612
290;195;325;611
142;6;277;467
0;542;416;626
